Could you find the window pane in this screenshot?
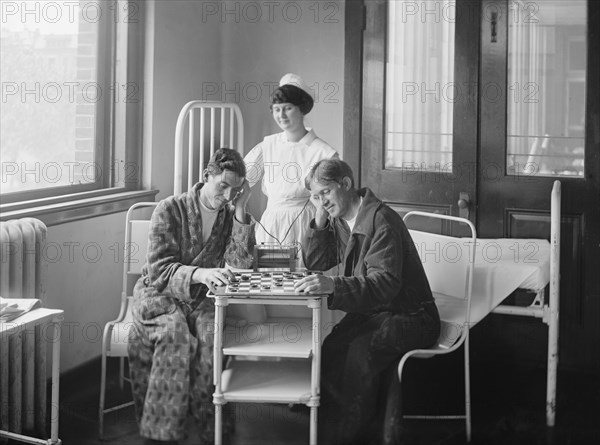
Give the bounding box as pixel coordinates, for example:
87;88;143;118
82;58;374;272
385;0;455;171
507;0;586;178
1;0;101;193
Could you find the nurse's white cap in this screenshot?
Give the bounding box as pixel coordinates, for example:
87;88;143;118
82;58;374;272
279;73;313;99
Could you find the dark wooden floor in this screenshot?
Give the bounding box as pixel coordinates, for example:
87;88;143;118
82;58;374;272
48;346;600;445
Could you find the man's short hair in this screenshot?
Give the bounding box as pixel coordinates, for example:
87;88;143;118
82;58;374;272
206;148;246;178
305;159;355;191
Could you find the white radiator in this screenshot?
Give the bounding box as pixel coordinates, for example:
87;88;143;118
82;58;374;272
0;218;48;436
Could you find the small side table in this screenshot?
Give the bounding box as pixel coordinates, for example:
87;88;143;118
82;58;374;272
209;288;326;445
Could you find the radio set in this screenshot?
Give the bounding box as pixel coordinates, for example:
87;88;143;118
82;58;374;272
252;243;299;271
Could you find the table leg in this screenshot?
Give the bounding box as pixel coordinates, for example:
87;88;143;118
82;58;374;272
308;298;322;445
213;297;227;445
50;317;62;445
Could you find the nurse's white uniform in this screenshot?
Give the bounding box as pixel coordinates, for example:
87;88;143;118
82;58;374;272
245;129;338;249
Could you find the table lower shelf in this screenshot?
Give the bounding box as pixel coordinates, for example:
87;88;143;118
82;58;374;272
221;359;313;404
223;317;313;358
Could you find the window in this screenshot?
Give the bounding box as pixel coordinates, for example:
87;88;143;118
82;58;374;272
0;1;146;210
506;0;587;178
385;0;456;171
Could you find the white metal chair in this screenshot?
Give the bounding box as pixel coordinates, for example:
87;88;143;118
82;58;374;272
398;211;477;442
98;202;157;438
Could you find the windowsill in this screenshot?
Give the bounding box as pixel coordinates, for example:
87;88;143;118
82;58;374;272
0;188;159;226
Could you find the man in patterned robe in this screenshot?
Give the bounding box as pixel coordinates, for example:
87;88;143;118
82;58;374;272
128;148;255;445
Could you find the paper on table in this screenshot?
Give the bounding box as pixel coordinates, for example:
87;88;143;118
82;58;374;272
0;297;41;322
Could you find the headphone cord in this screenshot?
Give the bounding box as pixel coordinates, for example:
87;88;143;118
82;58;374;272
279;198;310;245
255;198;310;247
332;217;341;276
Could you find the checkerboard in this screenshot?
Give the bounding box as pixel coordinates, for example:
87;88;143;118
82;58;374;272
212;271;322;297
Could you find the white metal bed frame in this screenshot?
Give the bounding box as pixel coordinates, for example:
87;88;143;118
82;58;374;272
174;101;244;195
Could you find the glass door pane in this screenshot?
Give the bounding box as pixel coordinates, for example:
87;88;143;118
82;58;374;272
386;0;456;171
507;0;586;178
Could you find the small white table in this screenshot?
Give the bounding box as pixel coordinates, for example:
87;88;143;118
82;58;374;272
209;279;326;445
0;308;64;445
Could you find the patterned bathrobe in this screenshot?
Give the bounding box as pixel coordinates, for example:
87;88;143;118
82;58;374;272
128;183;255;442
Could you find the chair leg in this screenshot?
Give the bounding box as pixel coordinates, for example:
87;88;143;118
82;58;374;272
464;334;472;443
119;357;125;391
383;361;403;445
99;351;108;439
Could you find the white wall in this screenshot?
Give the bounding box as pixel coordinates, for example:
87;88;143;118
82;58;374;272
45;0;345;372
45;212;126;371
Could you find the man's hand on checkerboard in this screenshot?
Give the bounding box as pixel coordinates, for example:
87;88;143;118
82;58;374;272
294;274;334;295
192;267;234;293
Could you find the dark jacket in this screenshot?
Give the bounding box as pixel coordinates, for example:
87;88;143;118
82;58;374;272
302;188;435;315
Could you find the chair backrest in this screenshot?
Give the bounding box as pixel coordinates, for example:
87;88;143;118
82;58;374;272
404;211;476;349
408;230;473;300
122;202;157;300
174;101;244;195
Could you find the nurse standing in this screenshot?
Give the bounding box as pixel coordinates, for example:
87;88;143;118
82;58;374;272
244;73;339;254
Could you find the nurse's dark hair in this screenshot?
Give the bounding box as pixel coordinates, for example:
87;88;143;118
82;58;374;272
205;148;246;178
305;159;355;191
270;85;314;115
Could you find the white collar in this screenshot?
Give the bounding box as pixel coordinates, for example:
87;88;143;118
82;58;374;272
282;128;317;145
343;196;363;230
